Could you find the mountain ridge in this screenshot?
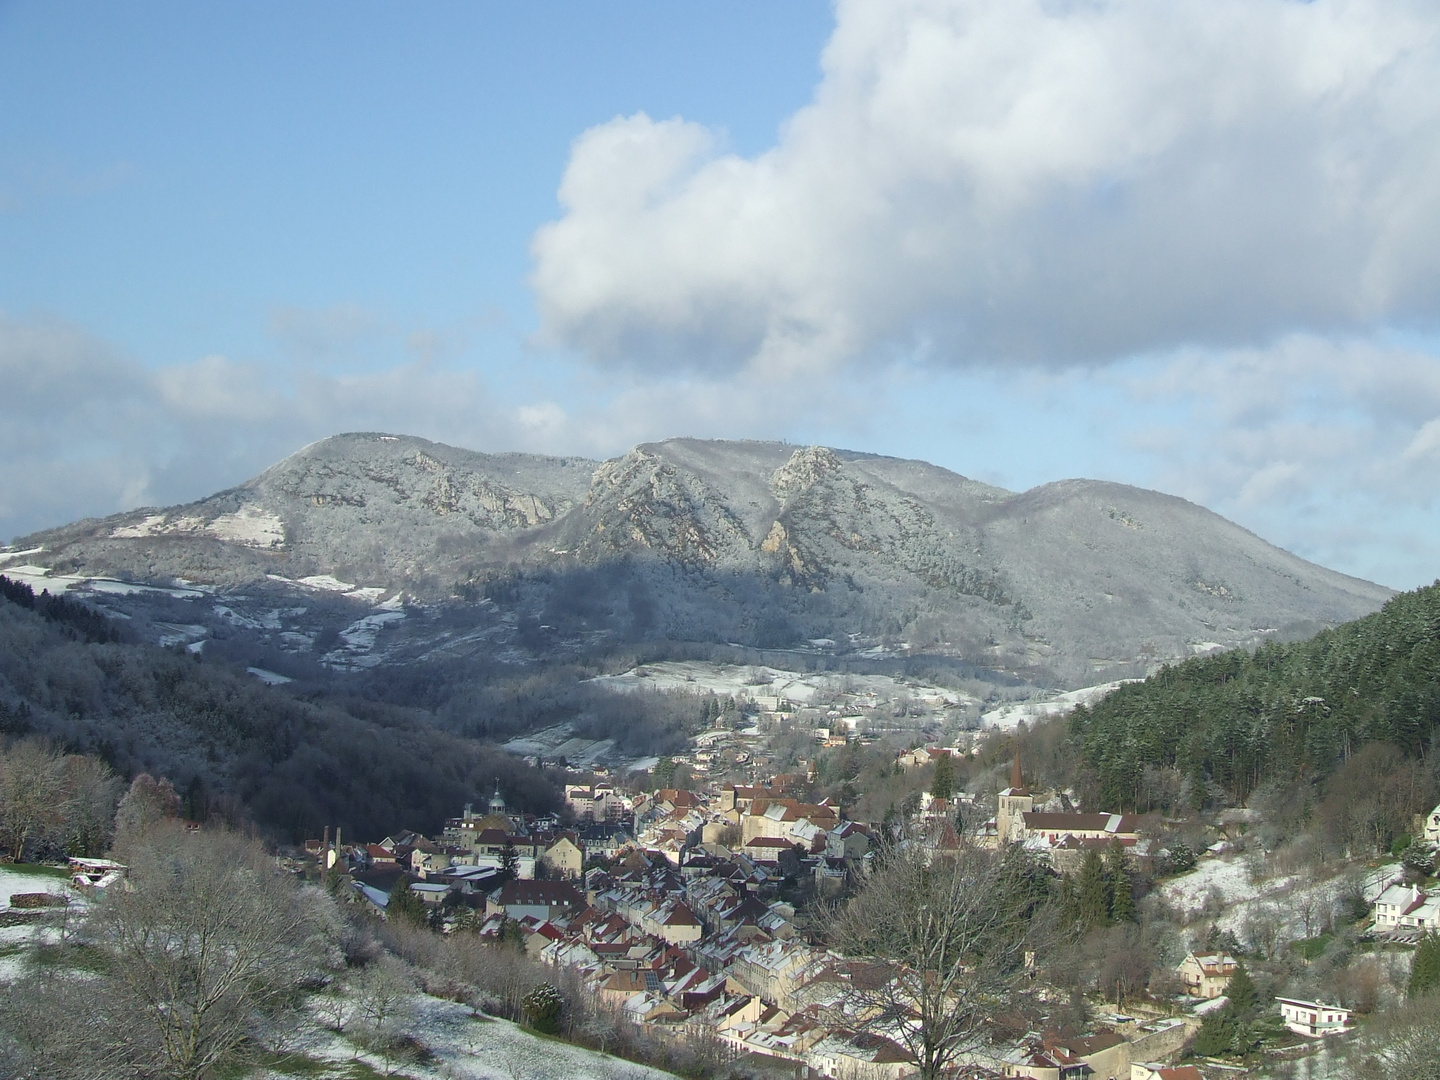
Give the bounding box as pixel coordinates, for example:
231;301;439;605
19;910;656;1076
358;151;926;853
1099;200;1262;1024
7;432;1393;686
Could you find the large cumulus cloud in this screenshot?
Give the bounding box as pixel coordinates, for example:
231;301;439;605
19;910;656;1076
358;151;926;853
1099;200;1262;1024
532;0;1440;373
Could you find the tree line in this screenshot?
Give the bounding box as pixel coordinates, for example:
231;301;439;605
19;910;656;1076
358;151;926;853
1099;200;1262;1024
1070;582;1440;819
0;585;558;843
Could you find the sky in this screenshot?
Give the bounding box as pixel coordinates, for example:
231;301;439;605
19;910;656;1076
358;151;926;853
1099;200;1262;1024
3;0;1440;590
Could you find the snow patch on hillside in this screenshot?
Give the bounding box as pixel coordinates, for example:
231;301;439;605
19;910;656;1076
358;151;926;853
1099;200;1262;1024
291;993;677;1080
981;679;1137;729
590;659;969;712
208;506;286;548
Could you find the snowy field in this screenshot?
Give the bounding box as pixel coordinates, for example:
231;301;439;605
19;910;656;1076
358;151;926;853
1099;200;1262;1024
1156;855;1398;945
980;679;1137;730
0;866;85;981
589;659;972;711
272;994;677;1080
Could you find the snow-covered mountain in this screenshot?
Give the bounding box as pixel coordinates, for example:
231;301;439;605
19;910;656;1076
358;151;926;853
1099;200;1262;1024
8;433;1391;685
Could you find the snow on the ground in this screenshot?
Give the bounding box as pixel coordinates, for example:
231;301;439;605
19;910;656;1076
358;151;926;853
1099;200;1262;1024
247;667;294;686
284;993;677;1080
1157;855;1375;943
589;659;970;711
0;563;203;599
320;609;408;669
300;575;360;593
0;868;86;981
0;546;44;564
207;506;286;548
981;679;1138;729
1158;857;1274;920
107;506;285;549
0;867;83;909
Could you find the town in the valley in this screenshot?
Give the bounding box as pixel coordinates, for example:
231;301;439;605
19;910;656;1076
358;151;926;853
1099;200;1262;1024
279;696;1440;1080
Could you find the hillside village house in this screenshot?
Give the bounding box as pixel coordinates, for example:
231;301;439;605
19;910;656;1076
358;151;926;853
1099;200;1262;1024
1131;1068;1204;1080
1372;882;1440;933
1276;998;1350;1038
541;835;584;879
741;799;840;845
487;879;587;923
1176;951;1238;999
565;782;630;821
1424;802;1440;845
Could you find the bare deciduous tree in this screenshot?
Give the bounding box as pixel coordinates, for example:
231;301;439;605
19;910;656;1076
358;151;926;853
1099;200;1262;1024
829;843;1055;1080
0;738;67;861
1344;991;1440;1080
112;772;181;846
90;823;335;1080
59;753;122;856
351;955;419;1075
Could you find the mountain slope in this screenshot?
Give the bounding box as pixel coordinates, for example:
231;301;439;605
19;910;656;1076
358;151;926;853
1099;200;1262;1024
7;433;1393;686
1071;581;1440;814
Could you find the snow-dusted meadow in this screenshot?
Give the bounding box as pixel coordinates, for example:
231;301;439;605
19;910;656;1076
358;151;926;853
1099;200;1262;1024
268;993;678;1080
1155;854;1397;948
0;865;86;981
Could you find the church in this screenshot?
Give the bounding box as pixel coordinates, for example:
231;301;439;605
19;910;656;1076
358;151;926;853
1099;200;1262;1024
994;757;1143;870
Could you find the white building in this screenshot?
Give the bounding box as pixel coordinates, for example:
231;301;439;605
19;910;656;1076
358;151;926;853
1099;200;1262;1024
1373;882;1440;932
1423;803;1440;845
1276;998;1350;1038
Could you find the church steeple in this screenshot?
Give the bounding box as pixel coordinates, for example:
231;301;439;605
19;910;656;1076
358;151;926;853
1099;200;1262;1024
997;753;1033;844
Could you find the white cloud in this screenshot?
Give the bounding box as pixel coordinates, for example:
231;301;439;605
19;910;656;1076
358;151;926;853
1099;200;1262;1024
532;0;1440;374
1402;416;1440;462
1108;333;1440;584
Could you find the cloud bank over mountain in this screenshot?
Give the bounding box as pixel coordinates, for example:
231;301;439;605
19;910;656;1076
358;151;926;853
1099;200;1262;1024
533;0;1440;374
8;1;1440;591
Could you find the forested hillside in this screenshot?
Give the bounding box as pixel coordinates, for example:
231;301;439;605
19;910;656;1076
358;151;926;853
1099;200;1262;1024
0;577;557;842
1072;582;1440;816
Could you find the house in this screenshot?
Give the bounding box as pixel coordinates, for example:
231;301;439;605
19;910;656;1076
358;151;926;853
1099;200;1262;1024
566;783;630;821
1049;1031;1126;1080
1373;882;1440;932
1176;951;1238;998
1424;802;1440;845
487;879;587;923
1276;998;1350;1038
826;821;870;860
1007;1047;1091;1080
1130;1068;1203;1080
366;843;398;868
409;881;451;906
541;835;584;879
68;856;127;890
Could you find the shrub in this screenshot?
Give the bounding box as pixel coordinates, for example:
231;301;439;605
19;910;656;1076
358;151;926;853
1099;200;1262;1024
522;983;564;1034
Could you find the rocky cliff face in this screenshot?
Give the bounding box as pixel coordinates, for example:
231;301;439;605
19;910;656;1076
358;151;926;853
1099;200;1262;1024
9;433;1392;686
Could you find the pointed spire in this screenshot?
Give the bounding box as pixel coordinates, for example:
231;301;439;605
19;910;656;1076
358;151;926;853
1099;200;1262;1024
1011;752;1024;791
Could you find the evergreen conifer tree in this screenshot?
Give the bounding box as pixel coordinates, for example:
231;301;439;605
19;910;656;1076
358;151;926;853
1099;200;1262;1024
931;753;955;802
1191;1010;1236;1057
1409;932;1440;997
500;839;519;882
1055;872;1078;925
1077;848;1109;927
386;880;427;926
1105;841;1135;922
1227;961;1257;1016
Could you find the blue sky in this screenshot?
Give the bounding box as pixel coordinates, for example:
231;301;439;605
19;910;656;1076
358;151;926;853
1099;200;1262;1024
4;0;1440;590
